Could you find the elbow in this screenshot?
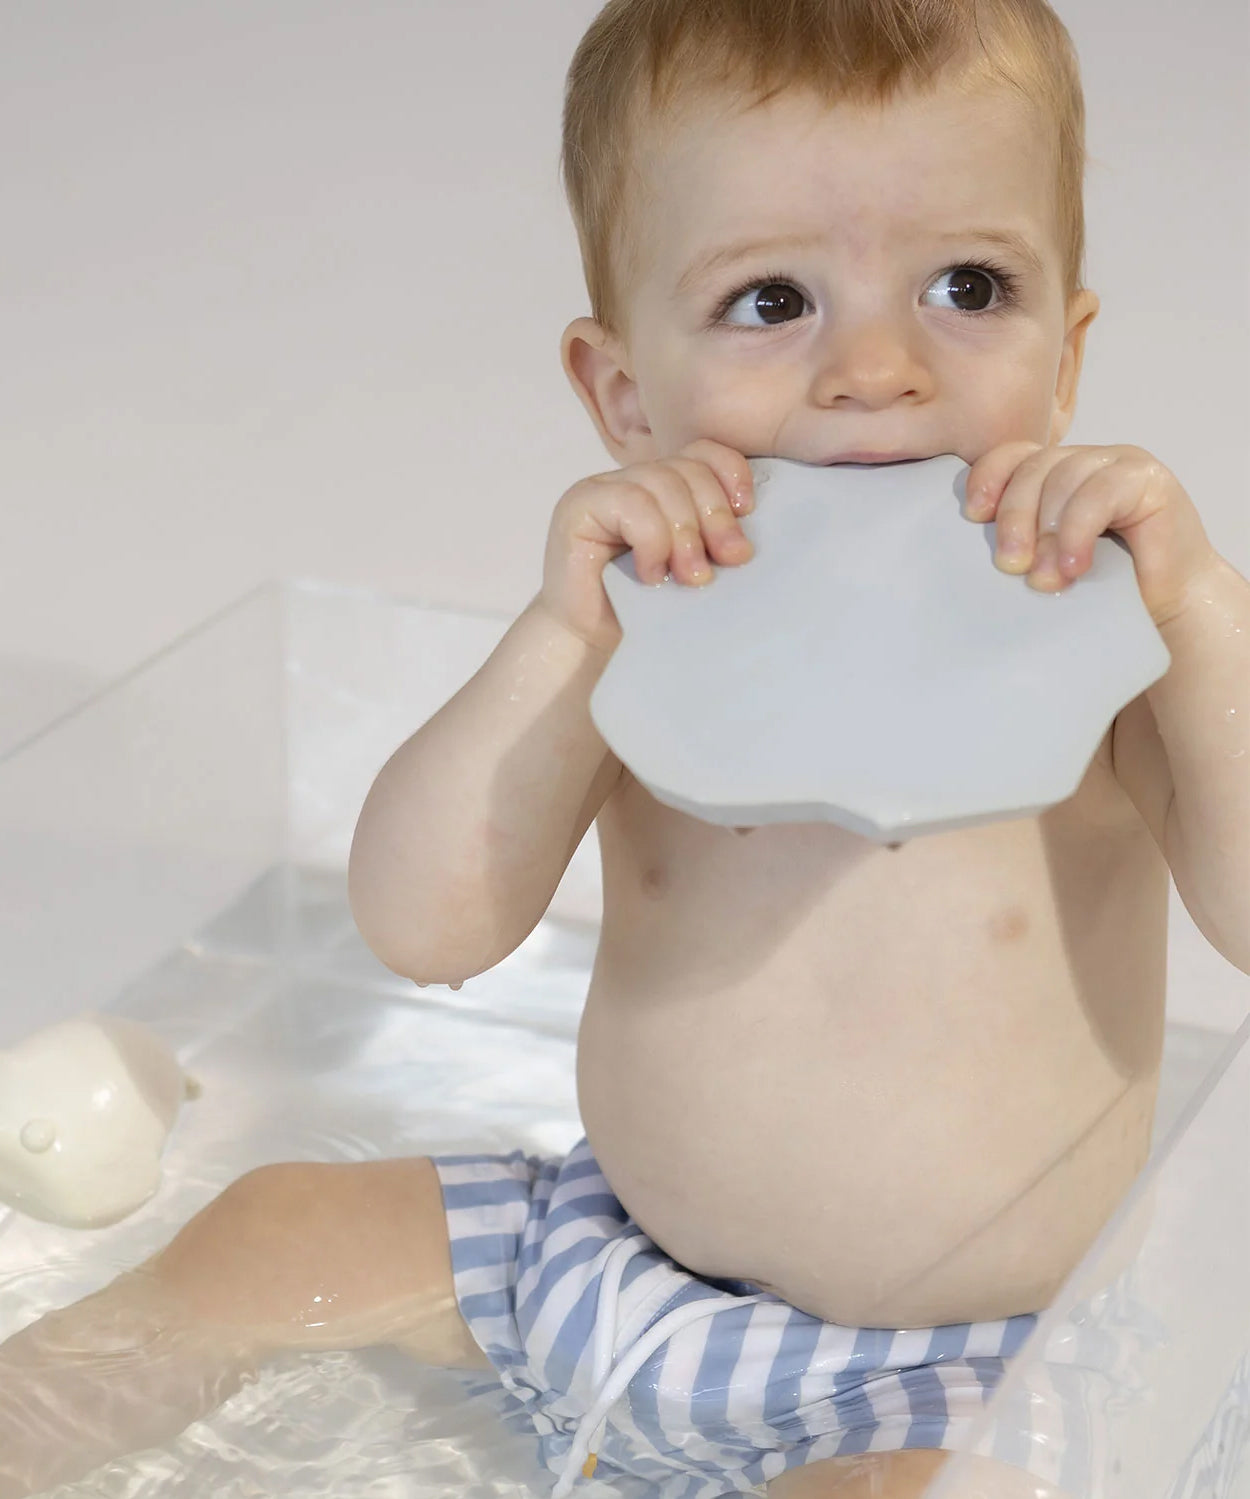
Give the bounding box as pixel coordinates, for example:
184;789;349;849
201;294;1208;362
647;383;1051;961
346;840;426;981
347;846;509;987
370;947;489;989
346;861;431;983
348;903;484;987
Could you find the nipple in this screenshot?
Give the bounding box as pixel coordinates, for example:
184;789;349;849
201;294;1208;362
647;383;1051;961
886;842;903;852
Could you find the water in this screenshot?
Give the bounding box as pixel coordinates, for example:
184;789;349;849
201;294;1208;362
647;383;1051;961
0;866;643;1498
0;866;1240;1497
1164;1347;1250;1499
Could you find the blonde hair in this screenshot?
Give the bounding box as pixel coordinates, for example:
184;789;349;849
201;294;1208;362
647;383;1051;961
560;0;1091;344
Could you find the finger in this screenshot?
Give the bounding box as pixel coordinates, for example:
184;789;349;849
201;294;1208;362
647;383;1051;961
992;446;1078;572
668;458;754;571
964;441;1045;518
681;438;756;515
1035;449;1119;539
617;461;719;584
597;477;690;585
636;463;718;584
1048;462;1130;580
1024;532;1068;591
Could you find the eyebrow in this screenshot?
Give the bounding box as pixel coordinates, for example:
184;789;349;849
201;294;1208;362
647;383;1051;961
673;227;1045;297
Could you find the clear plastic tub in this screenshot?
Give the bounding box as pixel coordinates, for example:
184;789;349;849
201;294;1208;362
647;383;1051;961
0;579;1246;1498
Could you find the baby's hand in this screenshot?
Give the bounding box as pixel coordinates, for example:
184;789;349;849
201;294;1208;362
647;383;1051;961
539;439;756;656
964;440;1217;625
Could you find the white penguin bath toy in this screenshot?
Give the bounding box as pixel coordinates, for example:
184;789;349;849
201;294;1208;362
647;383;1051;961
0;1014;195;1228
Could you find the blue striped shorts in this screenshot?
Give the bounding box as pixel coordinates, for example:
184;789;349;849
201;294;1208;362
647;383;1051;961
431;1137;1136;1498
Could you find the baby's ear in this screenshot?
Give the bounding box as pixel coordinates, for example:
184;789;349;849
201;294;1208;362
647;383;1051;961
1052;288;1100;432
560;317;651;463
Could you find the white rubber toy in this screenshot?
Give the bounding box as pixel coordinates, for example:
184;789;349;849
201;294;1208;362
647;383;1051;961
590;453;1171;842
0;1013;195;1228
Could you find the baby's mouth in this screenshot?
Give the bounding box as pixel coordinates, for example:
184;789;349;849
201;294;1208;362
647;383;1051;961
747;452;941;469
820;455;931;467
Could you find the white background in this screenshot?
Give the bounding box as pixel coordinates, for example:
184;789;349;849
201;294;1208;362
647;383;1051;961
2;0;1246;741
3;0;1248;1026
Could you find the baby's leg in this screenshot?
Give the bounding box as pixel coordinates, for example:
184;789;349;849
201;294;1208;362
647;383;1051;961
0;1157;486;1499
766;1450;1068;1497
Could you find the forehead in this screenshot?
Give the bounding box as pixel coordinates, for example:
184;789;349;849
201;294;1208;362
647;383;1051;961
640;81;1056;283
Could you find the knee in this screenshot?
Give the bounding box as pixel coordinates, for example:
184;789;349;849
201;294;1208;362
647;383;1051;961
143;1158;453;1352
217;1161;333;1223
146;1162;336;1324
195;1163;328;1253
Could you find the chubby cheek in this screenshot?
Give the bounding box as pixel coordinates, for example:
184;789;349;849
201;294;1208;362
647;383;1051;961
982;324;1067;444
635;323;797;456
958;368;1055;462
663;364;809;459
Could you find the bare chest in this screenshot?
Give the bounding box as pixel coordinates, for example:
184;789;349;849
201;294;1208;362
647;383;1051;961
592;729;1163;1027
577;730;1172;1323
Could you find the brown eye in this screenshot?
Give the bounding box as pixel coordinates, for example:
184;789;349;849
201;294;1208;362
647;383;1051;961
923;263;1019;313
949;267;994;310
717;280;808;328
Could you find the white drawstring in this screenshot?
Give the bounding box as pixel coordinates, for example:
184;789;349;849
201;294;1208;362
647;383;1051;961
550;1236;769;1496
585;1235;651;1454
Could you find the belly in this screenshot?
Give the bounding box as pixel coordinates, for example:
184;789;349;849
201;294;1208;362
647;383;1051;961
577;791;1169;1328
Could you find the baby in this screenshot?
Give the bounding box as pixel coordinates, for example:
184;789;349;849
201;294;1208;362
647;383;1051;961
3;1;1248;1497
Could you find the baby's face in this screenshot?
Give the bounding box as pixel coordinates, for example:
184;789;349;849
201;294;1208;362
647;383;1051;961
575;77;1098;472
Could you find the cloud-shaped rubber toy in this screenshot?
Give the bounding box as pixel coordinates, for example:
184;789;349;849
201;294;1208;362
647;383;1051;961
589;454;1171;842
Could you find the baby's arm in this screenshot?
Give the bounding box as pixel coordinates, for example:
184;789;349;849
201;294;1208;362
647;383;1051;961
349;593;622;983
349;443;757;985
0;1158;483;1498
